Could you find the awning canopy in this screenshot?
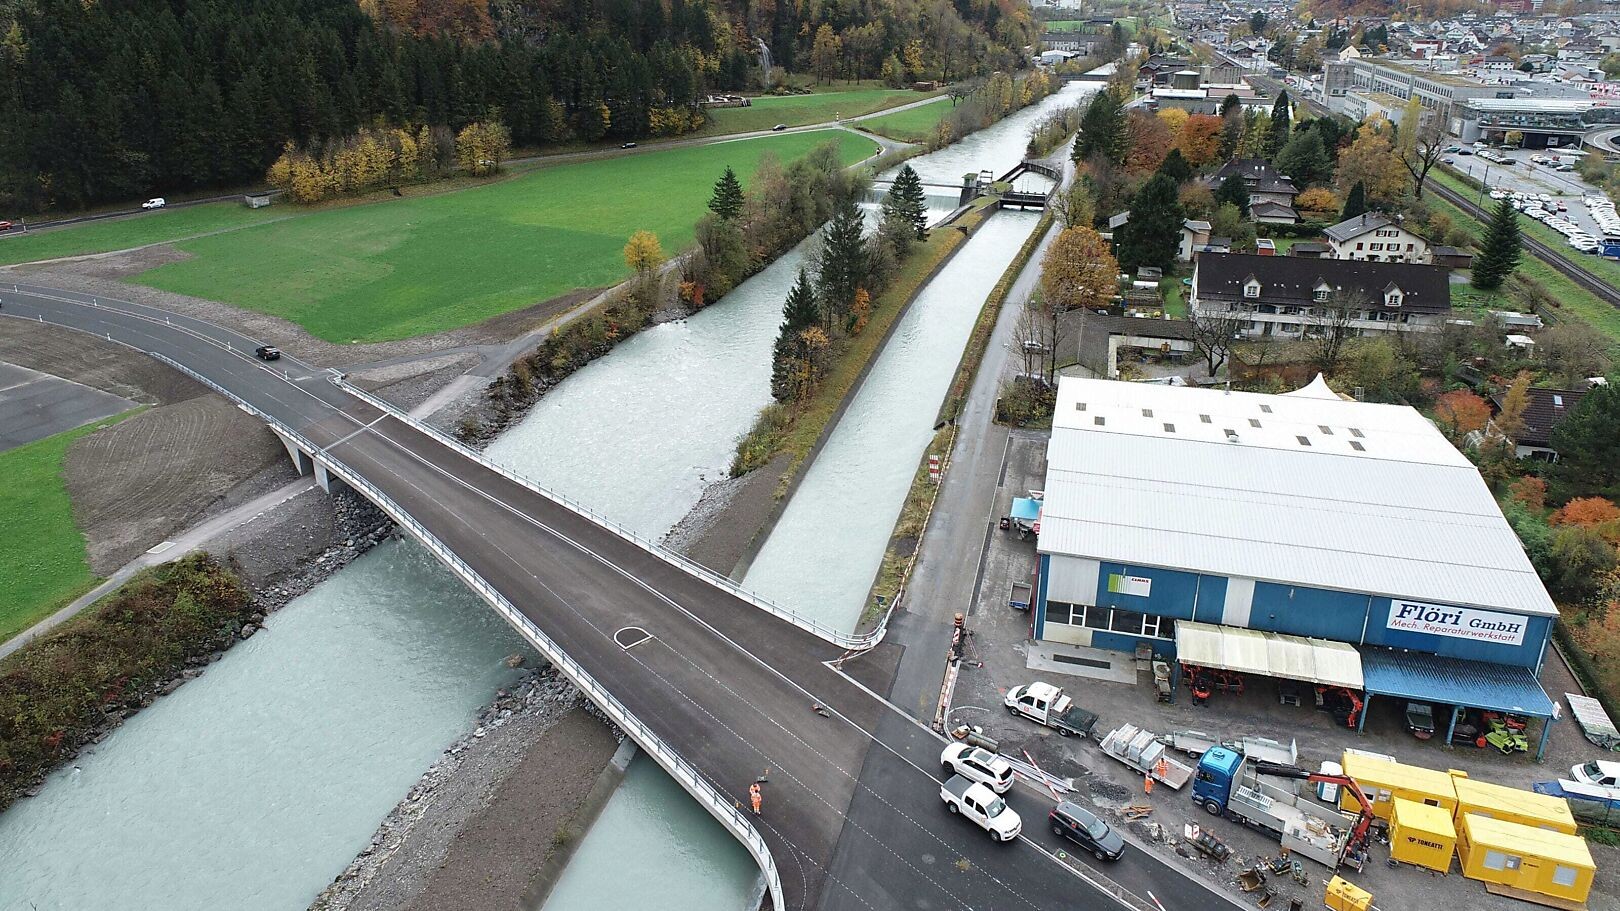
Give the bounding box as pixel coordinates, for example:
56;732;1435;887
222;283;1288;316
1176;621;1363;689
1010;497;1042;522
1360;648;1555;717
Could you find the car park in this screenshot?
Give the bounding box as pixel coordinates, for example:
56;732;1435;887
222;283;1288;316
941;743;1015;794
142;197;166;209
940;774;1022;841
1049;801;1126;861
1572;759;1620;788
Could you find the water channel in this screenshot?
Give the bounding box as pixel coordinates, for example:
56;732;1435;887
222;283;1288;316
0;81;1090;911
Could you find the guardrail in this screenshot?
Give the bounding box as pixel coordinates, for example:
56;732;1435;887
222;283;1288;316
334;377;888;654
146;351;787;911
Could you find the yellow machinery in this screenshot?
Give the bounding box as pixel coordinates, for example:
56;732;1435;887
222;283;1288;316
1338;751;1457;821
1457;813;1595;907
1389;797;1456;872
1449;772;1577;835
1324;876;1372;911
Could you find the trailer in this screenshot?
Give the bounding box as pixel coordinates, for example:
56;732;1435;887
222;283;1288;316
1160;731;1298;766
1097;724;1194;789
1191;748;1373;870
1008;581;1032;611
1566;692;1620;751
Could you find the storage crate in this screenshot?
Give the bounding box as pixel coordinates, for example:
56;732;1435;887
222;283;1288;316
1389;798;1455;872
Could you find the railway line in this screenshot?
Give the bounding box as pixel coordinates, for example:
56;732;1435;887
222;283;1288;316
1428;172;1620;312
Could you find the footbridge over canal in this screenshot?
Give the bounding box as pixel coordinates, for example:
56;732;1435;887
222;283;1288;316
2;282;1239;911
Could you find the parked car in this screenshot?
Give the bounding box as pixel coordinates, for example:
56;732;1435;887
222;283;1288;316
254;345;282;361
1405;702;1435;740
772;123;787;131
1049;800;1125;861
941;743;1014;794
142;197;167;209
1573;759;1620;788
940;774;1021;841
1457;148;1474;156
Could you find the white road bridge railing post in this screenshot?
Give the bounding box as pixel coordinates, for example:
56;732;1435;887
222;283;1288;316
145;352;787;911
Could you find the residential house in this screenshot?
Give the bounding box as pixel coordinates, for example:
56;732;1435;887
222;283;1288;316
1323;213;1431;263
1209;158;1300;223
1489;386;1588;460
1189;253;1451;338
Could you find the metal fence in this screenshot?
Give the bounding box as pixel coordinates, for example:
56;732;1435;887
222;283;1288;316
335;377;887;653
146;351;788;911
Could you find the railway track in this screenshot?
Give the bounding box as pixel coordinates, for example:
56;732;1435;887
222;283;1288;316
1428;174;1620;311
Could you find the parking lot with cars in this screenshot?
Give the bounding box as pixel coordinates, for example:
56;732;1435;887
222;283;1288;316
1446;147;1618;251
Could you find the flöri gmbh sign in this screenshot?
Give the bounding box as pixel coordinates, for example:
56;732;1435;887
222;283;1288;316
1385;600;1526;647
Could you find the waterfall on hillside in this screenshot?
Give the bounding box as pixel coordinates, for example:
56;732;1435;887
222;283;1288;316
755;37;773;84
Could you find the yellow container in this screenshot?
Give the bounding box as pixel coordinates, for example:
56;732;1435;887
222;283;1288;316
1457;813;1595;905
1339;751;1457;821
1324;876;1373;911
1389;798;1456;872
1450;773;1577;835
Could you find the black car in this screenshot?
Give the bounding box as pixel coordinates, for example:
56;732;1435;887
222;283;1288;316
1049;801;1125;861
254;345;282;361
621;142;637;149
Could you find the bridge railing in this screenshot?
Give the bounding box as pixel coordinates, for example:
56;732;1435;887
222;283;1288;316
147;351;788;911
334;377;887;653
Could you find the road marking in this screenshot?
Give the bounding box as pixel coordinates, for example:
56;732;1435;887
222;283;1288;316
613;626;653;650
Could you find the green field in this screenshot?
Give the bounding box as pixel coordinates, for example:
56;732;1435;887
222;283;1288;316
0;205;283;267
0;418;130;643
861;98;953;143
700;88;928;136
135;130;876;342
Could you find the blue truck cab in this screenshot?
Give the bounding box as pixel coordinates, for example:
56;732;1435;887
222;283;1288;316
1190;746;1243;815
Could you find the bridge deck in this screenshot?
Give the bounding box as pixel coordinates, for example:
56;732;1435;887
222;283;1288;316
2;283;1246;911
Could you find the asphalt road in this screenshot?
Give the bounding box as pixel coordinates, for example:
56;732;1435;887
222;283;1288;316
0;360;134;452
0;282;1224;911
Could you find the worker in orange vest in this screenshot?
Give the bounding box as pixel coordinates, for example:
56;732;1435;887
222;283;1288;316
1143;773;1153;795
749;782;763;815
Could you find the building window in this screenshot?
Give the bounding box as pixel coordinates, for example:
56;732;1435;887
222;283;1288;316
1249;418;1261;428
1084;606;1110;630
1244;281;1261;298
1094;416;1106;426
1319;425;1333;435
1076;402;1086;411
1200;414;1211;423
1163;423;1175;433
1483;851;1521;872
1314;289;1329;302
1356;242;1364;250
1296;435;1311;446
1259;404;1272;413
1142;408;1153;417
1350;427;1364;438
1554;865;1579;888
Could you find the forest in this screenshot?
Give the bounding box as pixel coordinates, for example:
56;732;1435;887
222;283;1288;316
0;0;1033;212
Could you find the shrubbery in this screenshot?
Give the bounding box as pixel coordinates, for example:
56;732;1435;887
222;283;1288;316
268;120;509;203
0;553;254;810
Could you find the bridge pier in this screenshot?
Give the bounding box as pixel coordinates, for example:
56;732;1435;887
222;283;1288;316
275;431;314;477
313;461;353;497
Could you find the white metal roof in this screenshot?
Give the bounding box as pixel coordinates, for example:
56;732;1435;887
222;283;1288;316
1040;377;1556;617
1176;621;1364;688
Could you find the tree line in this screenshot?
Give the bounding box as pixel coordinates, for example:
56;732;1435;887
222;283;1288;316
0;0;1028;213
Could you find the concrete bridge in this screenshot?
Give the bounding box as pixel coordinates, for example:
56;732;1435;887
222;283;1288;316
2;282;1241;911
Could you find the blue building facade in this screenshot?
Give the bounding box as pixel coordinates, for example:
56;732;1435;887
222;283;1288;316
1031;553;1552;671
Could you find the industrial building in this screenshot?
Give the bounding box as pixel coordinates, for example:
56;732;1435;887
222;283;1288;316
1030;376;1560;757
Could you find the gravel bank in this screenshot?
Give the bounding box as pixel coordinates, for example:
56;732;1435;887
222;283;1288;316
661;452;792;576
309;666;620;911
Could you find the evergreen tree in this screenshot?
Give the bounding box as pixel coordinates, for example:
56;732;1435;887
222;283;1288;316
1117;174;1184;272
1073;89;1127;165
1275;130;1332;186
709;166;745;220
815;196;870;329
1265;90;1293;158
1156;149;1193;183
770;269;821;402
883;164;929;240
1548;378;1620;499
1473;197;1523;291
1340;181;1368;220
1214;175;1250;218
1220;93;1242;117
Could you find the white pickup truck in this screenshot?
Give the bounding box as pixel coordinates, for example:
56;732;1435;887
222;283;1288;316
1004;682;1099;738
940;774;1022;841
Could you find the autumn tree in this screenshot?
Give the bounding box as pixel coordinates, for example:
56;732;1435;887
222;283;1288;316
709;167;744;220
1552;498;1620;529
455;120;511;177
1397;98;1449;198
1174;114;1224;168
811;25;843;83
1510;476;1548;512
1495;371;1533;443
1125;110;1173;174
1053;182;1097;229
623;230;665;275
1433;389;1491;439
1334;117;1407;205
1295;187;1340;216
1040;226;1118;313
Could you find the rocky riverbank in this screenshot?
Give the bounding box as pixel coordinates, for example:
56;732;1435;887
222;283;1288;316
309;665;621;911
